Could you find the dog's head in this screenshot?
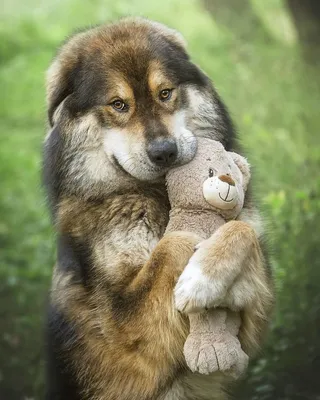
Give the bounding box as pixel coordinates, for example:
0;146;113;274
45;18;235;199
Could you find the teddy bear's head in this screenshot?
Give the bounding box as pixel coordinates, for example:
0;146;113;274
166;138;250;220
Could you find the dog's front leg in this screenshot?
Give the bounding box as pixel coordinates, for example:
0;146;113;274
174;221;274;354
128;231;202;297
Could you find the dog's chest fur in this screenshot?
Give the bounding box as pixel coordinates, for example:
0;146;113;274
93;192;169;272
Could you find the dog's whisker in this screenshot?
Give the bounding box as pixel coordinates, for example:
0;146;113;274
184;138;197;144
122;157;136;171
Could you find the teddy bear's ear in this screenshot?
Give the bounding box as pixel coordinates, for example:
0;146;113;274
229;152;251;191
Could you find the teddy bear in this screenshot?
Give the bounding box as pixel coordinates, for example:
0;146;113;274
165;137;251;378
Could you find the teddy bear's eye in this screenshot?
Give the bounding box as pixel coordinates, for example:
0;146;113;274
209;168;214;177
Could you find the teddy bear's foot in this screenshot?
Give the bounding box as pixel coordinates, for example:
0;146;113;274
184;333;249;378
184;333;219;375
215;345;249;380
196;344;220;375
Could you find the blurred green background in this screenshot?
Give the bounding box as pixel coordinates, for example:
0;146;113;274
1;0;320;399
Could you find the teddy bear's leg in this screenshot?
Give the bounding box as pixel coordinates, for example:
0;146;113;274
184;312;219;374
225;310;241;335
216;310;249;379
205;309;245;377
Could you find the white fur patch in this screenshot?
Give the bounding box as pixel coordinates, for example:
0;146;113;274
174;255;227;313
187;87;219;128
172;111;197;165
103;128;161;181
187;88;215;116
103;128;133;167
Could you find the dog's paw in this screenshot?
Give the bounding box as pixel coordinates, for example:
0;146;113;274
222;275;257;311
194;237;212;252
174;254;227;313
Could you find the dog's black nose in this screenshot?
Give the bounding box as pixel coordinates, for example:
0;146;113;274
147;138;178;167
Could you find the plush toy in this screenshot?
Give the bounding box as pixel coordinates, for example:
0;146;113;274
165;138;251;378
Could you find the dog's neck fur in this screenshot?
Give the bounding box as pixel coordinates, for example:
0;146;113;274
165;208;225;240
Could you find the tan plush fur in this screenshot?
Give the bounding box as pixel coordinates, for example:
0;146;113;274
168;140;273;359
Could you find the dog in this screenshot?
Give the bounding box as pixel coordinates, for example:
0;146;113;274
43;17;274;400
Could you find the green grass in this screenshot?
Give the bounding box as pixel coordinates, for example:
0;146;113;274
1;0;320;398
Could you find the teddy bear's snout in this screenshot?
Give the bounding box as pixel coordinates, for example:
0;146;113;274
218;174;235;186
203;175;238;210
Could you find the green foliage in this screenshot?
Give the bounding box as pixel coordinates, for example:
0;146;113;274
1;0;319;398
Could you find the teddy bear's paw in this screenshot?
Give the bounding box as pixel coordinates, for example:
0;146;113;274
215;344;249;380
183;336;200;373
184;334;219;375
197;344;221;375
223;350;249;380
174;258;227;313
215;346;239;372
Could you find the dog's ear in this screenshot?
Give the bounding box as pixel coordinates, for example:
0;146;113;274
46;46;79;127
46;29;91;127
149;21;187;50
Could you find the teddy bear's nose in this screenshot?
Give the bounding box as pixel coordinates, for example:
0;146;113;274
147;138;178;167
218;175;235;186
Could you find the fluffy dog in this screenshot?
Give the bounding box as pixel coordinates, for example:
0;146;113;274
43;17;274;400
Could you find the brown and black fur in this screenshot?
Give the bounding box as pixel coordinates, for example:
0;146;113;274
43;17;274;400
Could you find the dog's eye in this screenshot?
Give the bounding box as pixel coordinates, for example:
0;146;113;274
159;89;173;102
209;168;214;177
111;99;128;112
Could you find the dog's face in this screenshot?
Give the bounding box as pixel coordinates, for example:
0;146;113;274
45;18;234;198
100;56;200;181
